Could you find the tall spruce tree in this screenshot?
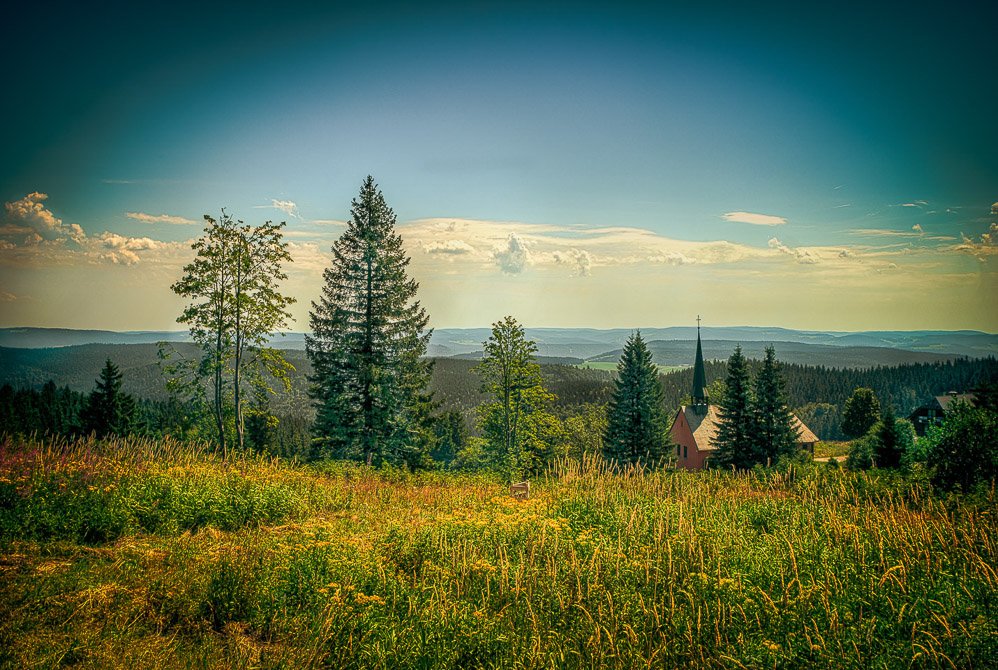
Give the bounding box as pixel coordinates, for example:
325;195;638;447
602;331;670;464
81;359;137;438
307;177;432;466
713;345;755;469
751;345;798;463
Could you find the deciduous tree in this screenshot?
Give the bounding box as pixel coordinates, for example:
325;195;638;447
841;388;881;439
166;210;295;456
474;316;562;475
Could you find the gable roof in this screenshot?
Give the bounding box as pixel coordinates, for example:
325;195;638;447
935;393;976;412
676;405;819;452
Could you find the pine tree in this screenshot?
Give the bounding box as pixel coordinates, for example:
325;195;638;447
307;177;432;466
81;359;137;438
714;345;754;469
602;331;670;464
751;345;799;463
871;406;913;469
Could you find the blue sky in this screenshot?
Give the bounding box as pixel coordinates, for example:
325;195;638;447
1;2;995;331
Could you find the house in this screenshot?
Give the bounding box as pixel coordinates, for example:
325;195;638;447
908;392;976;436
669;325;819;470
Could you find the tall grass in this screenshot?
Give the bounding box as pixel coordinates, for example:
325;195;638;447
1;434;996;668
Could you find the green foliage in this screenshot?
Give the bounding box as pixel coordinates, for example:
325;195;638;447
847;408;916;471
873;407;914;469
841;387;882;439
602;331;670;464
714;345;755;469
927;401;998;492
430;409;468;467
80;359;138;438
473;316;563;476
752;345;799;462
307;177;431;466
561;403;607;458
166;210;296;455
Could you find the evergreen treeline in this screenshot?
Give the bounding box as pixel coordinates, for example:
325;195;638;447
658;357;998;440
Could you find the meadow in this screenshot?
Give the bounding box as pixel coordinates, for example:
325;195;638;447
1;433;996;669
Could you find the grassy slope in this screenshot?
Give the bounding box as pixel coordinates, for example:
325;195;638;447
2;434;997;669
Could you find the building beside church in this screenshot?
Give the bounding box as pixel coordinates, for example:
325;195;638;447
669;326;819;470
908;392;976;436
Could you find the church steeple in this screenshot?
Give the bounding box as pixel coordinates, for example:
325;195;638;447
691;316;708;408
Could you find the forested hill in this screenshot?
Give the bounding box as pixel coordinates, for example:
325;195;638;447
589;339;968;369
2;343;995;441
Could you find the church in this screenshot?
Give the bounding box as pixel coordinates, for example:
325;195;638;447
670;326;819;470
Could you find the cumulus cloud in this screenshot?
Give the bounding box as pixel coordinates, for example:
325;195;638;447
424;240;475;255
494;233;531;274
723;211;787;226
4;192;85;244
991;202;998;216
912;224;924;234
1;193;194;269
125;212;199;225
838;249;852;258
553;248;592;276
769;237;819;264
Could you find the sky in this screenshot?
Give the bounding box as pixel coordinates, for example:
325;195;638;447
1;1;995;332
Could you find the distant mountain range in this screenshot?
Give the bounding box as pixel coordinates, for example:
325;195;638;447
1;327;995;372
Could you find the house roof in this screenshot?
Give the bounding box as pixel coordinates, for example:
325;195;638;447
935;393;976;412
677;404;819;452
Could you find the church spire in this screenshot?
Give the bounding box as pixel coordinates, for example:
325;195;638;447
691;316;708;407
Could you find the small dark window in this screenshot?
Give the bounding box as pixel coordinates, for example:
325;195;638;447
677;445;681;457
683;445;688;459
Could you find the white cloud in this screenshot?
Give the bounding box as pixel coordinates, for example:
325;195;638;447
0;290;16;302
494;233;531;274
125;212;200;225
1;193;194;269
3;192;85;244
769;237;819;264
649;251;697;265
311;219;348;226
722;211;787;226
912;224;924;234
552;248;592;276
848;228;922;238
255;199;300;219
424;240;475;255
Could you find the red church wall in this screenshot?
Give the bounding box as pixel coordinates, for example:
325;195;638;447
670;410;708;471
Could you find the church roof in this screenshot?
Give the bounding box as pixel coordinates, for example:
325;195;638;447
676;405;819;452
691;325;708;405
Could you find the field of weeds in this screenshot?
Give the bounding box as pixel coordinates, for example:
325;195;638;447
1;434;996;669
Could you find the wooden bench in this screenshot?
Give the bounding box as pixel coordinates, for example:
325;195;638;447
510;481;530;500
